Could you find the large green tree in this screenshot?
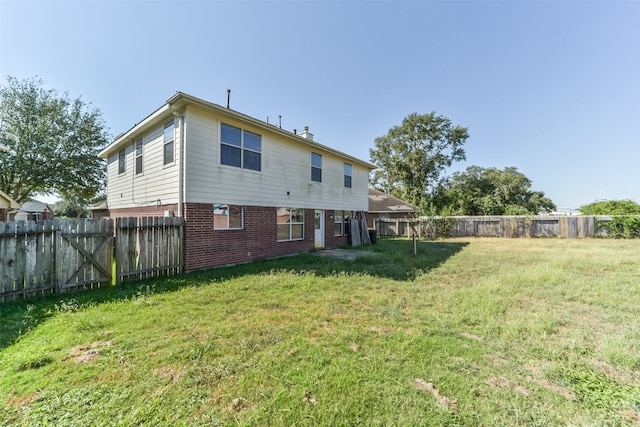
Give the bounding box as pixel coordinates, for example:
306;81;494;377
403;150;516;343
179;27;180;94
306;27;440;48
0;76;109;205
580;199;640;215
439;166;556;215
369;112;469;209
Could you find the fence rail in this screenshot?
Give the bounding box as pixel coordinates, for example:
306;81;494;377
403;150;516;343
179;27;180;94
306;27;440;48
374;216;614;239
1;217;183;302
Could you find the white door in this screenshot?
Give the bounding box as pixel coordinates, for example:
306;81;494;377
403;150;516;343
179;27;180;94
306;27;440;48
314;210;324;248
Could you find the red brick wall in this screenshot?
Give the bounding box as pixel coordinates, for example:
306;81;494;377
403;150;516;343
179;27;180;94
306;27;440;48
182;203;315;271
108;203;344;271
324;210;349;248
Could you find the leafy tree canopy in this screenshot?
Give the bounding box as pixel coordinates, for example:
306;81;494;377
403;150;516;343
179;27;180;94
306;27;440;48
54;194;106;219
580;199;640;215
369;112;469;210
437;165;556;215
0;76;109;205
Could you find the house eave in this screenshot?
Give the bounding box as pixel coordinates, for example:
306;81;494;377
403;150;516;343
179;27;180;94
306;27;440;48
98;104;174;159
168;92;376;170
0;189;21;209
100;91;376;169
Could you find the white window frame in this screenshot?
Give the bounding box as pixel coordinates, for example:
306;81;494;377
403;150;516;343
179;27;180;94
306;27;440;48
311;152;322;182
118;149;126;175
334;210;343;236
220;123;261;171
135;138;143;175
213;204;244;230
163;119;175;166
277;207;305;242
344;163;352;188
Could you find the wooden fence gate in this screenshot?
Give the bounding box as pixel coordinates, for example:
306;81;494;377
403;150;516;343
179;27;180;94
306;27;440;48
57;219;114;292
0;217;183;301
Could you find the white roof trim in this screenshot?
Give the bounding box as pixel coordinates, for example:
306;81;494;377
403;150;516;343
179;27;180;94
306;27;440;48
99;92;376;169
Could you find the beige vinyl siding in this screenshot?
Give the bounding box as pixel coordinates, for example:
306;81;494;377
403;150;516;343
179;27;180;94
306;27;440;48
106;122;180;209
184;108;368;212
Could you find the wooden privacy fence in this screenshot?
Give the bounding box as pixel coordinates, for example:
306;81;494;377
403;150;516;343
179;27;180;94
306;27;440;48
374;216;614;239
0;217;183;301
115;217;183;285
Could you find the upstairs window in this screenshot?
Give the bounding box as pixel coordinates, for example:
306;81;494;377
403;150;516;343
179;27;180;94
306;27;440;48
311;153;322;182
118;149;126;174
221;123;261;171
344;163;352;188
135;139;143;175
163;119;175;165
277;207;305;241
214;204;243;229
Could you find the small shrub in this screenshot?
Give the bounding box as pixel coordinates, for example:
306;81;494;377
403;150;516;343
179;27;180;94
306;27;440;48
596;216;640;239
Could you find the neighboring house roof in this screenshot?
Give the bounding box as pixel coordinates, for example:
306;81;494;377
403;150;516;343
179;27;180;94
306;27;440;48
0;190;20;209
15;199;54;213
98;91;376;170
9;199;53;215
88;199;108;210
368;188;414;214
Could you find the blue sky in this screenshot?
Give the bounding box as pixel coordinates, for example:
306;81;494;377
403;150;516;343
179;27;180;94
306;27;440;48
1;0;639;208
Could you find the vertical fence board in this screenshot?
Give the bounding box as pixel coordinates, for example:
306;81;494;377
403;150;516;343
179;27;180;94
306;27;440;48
25;221;39;292
0;222;7;296
13;221;27;296
39;219;55;286
57;219;70;292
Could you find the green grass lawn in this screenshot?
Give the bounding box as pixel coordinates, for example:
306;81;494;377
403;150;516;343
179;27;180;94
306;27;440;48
1;238;639;426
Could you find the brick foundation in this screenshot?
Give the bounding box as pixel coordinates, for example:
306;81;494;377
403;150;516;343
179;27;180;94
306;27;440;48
182;204;319;271
107;203;342;271
324;210;350;248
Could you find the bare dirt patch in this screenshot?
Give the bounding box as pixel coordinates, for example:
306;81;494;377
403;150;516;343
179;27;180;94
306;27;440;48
415;378;458;412
487;376;530;397
153;365;185;397
526;376;576;400
621;409;640;425
303;388;318;405
6;391;39;409
460;332;485;342
65;341;111;364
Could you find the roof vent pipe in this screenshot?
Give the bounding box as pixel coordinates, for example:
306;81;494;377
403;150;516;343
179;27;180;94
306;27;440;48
226;89;230;109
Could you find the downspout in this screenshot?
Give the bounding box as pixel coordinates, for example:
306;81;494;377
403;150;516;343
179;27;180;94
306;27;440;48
176;113;185;217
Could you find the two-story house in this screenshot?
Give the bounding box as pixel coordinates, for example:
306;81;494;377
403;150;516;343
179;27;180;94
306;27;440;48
98;92;375;271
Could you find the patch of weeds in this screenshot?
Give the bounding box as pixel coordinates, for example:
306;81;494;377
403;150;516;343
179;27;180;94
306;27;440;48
75;319;108;333
54;298;81;313
14;355;54;372
551;363;640;414
238;328;283;356
186;341;220;362
13;304;38;338
131;284;157;304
